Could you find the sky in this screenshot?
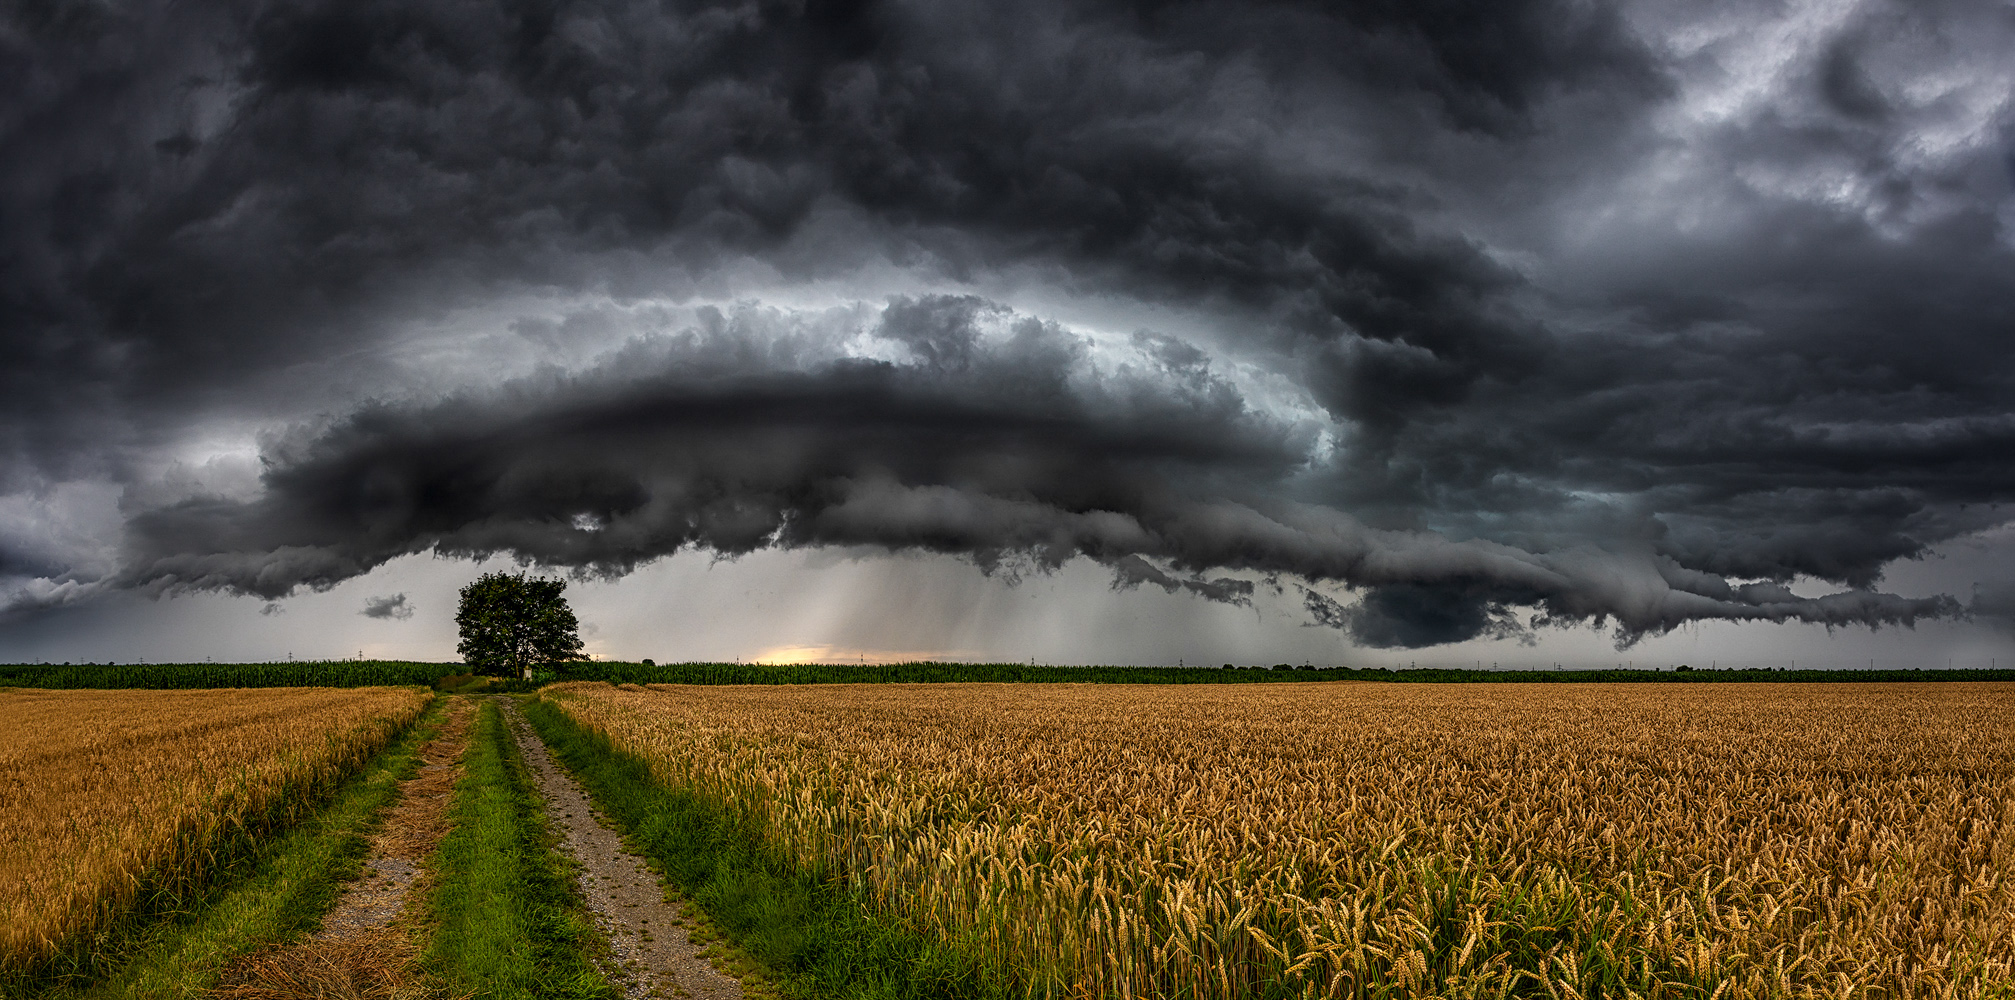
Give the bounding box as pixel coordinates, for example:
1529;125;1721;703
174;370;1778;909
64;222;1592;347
3;0;2015;667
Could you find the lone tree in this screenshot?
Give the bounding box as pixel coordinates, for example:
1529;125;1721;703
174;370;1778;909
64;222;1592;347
455;572;588;680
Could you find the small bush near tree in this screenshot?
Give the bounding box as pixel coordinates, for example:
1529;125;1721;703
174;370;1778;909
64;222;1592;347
455;573;589;680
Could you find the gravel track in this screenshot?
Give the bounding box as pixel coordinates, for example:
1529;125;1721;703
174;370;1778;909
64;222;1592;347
215;697;475;997
499;698;743;1000
309;699;474;943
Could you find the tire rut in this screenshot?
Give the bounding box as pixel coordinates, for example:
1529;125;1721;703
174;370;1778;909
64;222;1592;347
214;696;475;998
498;697;744;1000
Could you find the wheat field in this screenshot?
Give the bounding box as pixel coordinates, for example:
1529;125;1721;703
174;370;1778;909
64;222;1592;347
0;686;430;973
543;681;2015;999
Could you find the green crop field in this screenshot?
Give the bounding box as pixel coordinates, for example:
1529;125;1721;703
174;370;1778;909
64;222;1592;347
0;660;456;689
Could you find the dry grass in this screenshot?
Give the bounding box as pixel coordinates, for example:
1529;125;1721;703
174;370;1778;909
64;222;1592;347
212;930;442;1000
543;681;2015;1000
0;687;429;974
374;698;474;863
298;698;475;945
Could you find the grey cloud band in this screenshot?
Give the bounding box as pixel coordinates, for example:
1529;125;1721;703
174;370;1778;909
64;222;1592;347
121;299;1962;647
3;0;2011;647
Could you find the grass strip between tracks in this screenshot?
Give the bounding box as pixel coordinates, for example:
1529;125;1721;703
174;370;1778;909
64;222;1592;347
420;699;615;999
523;696;1014;1000
26;693;448;999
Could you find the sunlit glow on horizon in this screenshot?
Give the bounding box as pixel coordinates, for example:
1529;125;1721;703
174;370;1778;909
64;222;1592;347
745;643;986;666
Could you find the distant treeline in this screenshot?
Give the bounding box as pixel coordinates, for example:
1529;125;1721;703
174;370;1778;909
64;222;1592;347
0;660;453;689
583;662;2015;685
2;659;2012;689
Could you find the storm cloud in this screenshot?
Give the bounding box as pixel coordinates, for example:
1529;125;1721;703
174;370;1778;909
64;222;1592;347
361;593;414;620
3;0;2012;648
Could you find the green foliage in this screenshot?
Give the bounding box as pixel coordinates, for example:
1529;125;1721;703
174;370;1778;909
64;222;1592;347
455;572;589;679
0;660;453;689
3;659;2007;691
524;699;1011;1000
421;701;613;1000
564;660;2015;686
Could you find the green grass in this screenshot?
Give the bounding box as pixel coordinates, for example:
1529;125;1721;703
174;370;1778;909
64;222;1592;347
20;696;448;999
523;697;1015;1000
420;699;615;999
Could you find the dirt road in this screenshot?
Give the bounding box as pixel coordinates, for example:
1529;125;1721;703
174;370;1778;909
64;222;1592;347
500;699;743;1000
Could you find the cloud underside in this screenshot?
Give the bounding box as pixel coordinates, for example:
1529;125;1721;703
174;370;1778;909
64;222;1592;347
123;300;1960;647
361;592;414;620
5;0;2014;647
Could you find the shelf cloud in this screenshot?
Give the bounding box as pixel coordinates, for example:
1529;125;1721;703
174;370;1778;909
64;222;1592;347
3;0;2011;648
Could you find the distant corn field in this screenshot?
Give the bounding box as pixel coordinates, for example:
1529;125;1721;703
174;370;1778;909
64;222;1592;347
544;681;2015;999
0;687;428;975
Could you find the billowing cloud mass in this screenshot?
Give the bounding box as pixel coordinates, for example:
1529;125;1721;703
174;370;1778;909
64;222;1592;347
3;0;2012;648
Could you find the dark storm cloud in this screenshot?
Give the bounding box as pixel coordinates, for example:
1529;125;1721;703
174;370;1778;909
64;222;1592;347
361;593;414;620
120;299;1957;647
1305;585;1536;649
0;0;1654;460
4;0;2013;647
124;297;1310;591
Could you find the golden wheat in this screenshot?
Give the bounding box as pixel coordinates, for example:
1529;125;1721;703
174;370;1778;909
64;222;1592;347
0;687;429;971
542;681;2015;1000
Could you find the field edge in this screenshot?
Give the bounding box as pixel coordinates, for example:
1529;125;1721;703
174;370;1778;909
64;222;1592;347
524;693;1022;1000
13;691;447;997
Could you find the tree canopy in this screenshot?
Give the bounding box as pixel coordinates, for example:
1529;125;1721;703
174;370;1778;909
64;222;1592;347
455;572;588;679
